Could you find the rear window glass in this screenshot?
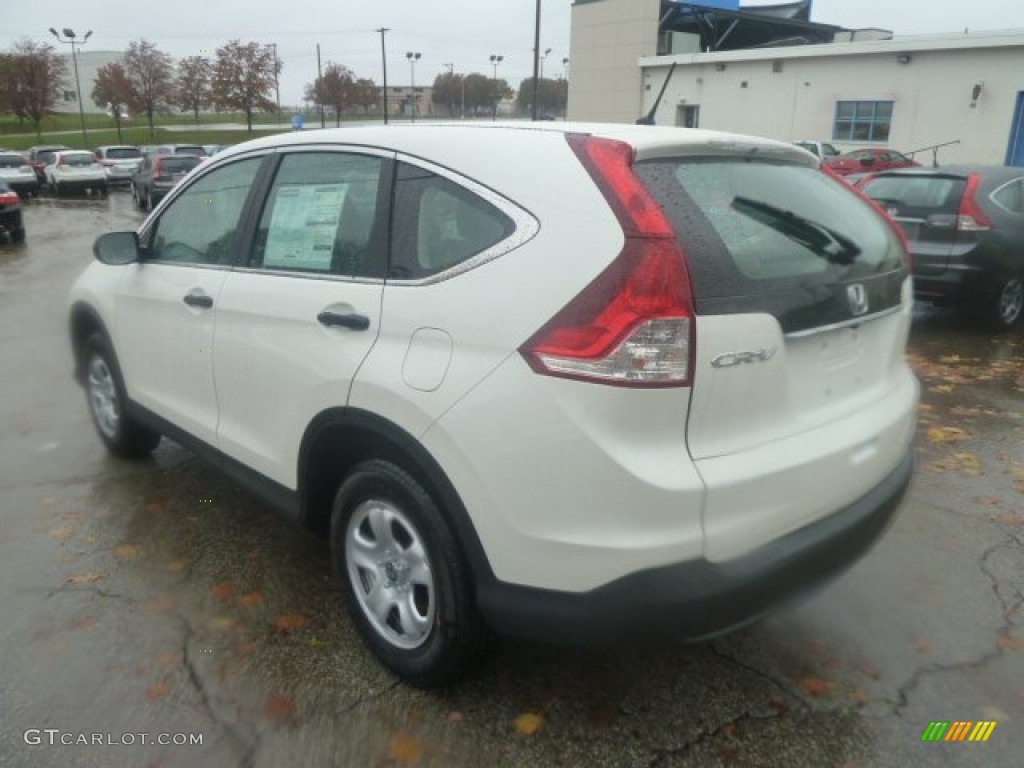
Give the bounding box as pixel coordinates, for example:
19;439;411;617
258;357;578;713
634;159;907;330
174;146;207;156
106;147;142;159
63;154;96;167
160;156;202;173
0;156;26;168
860;176;965;214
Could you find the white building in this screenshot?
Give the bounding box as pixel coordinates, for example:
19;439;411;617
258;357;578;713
53;50;124;115
568;0;1024;166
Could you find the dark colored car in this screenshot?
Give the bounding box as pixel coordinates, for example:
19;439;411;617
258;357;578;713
860;165;1024;328
0;182;26;243
827;148;919;176
27;144;71;184
131;153;204;211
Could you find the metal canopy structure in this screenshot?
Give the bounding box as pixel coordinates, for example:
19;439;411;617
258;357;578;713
660;1;843;52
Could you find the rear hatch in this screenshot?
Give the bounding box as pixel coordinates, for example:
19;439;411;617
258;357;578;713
859;172;968;276
634;153;914;558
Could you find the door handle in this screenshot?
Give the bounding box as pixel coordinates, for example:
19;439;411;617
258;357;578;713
183;293;214;308
317;311;370;331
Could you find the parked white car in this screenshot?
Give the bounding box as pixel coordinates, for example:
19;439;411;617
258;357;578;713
68;123;918;686
0;152;39;197
95;145;144;185
45;150;107;196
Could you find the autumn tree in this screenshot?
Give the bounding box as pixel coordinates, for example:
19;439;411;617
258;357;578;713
305;62;355;127
431;72;464;117
516;77;567;116
352;78;379;115
122;39;174;136
92;63;133;141
176;56;211;125
7;40;67;136
211;40;278;132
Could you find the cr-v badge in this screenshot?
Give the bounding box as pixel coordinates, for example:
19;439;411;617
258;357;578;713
847;283;869;316
711;348;778;368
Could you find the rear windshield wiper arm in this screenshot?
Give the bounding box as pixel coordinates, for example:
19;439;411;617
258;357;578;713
731;196;862;265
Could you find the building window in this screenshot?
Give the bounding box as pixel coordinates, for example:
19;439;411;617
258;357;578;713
63;90;78;103
833;101;892;142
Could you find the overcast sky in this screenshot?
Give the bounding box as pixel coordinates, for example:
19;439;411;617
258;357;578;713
5;1;1024;107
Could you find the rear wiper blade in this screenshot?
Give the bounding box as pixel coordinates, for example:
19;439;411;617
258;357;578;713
731;196;862;265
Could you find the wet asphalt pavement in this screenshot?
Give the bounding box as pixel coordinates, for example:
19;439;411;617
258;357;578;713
0;193;1021;768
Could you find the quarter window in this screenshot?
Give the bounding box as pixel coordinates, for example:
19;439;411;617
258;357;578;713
252;152;385;278
390;163;514;279
992;179;1024;214
833;101;893;143
149;158;262;266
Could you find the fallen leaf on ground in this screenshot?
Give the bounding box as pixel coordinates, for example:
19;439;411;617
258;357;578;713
207;616;236;632
927;426;969;443
166;560;186;573
65;572;102;585
975;496;1001;506
113;543;141;559
955;452;982;474
155;652;179;667
263;694;296;723
914;639;932;654
798;676;836;697
49;526;74;540
849;690;871;705
997;630;1022;652
70;616;96;631
145;682;171;701
514;712;545;736
145;499;166;514
274;614;308;631
211;582;237;601
389;732;425;763
239;591;264;608
856;663;881;680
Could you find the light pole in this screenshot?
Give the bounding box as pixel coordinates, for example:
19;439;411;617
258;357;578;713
376;28;390;124
531;0;542;121
489;54;503;121
562;57;570;81
49;27;91;146
538;47;552;116
406;52;421;121
269;42;281;123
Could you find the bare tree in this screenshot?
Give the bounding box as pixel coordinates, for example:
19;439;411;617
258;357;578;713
176;56;211;125
92;63;133;141
122;39;174;137
8;40;67;136
211;41;277;132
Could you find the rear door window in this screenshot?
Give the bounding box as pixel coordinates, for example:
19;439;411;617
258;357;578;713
634;159;907;332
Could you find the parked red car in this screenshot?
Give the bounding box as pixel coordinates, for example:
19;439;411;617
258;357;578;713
827;148;919;176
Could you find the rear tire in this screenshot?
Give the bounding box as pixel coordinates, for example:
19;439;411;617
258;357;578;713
331;460;486;687
83;333;161;458
981;273;1024;330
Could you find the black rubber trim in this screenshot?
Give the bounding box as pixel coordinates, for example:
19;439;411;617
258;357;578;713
476;451;914;647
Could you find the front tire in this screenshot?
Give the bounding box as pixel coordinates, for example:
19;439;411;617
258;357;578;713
331;460;485;687
83;334;161;458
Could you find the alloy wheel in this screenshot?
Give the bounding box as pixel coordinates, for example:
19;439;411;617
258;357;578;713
87;356;120;439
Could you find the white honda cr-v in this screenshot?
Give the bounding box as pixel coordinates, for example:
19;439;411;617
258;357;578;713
69;123;918;686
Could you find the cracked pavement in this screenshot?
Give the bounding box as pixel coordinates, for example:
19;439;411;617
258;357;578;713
0;197;1021;767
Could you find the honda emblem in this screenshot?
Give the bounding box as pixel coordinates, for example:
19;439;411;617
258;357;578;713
847;283;869;316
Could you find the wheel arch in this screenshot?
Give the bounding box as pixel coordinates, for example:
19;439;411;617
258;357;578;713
298;407;494;585
69;302;113;385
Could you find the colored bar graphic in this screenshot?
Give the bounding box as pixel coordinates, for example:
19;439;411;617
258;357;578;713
921;721;997;742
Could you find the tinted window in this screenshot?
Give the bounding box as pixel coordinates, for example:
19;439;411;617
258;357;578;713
861;176;965;215
106;147;142;159
174;146;207;156
390;163;514;279
157;156;202;174
634;159;906;331
992;179;1024;214
63;154;95;167
0;156;26;168
253;152;385;277
149;158;261;265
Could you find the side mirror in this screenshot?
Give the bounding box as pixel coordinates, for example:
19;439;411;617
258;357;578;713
93;231;141;265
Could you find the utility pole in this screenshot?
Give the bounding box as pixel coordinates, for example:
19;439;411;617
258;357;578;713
377;28;390;124
316;43;325;128
271;42;281;123
531;0;542;121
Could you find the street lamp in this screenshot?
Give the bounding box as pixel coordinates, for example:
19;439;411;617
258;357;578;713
538;47;552;117
406;52;421;122
489;54;503;121
49;27;92;146
562;57;570;80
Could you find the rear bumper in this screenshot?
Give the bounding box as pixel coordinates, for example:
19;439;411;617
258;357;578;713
477;451;913;647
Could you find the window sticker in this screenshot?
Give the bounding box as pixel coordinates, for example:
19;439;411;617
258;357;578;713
263;184;348;272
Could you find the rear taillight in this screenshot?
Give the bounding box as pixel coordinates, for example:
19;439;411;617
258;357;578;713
957;173;992;232
153;158;165;176
0;191;18;205
519;135;694;388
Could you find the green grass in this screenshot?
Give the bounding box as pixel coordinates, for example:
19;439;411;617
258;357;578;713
0;125;289;151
